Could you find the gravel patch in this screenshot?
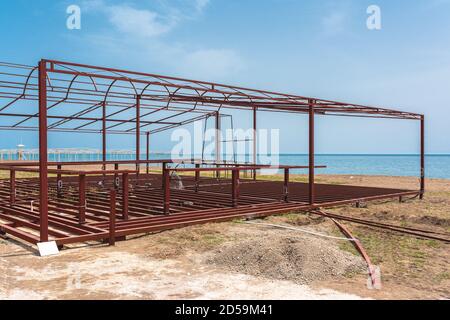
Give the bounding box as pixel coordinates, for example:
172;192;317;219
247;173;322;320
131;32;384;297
207;230;366;284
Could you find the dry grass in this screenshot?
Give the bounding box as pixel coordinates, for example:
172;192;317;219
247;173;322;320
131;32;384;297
0;171;39;179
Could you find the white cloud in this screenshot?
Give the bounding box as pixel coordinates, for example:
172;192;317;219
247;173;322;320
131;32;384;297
194;0;210;12
106;5;176;37
82;0;177;37
77;0;244;80
82;0;210;38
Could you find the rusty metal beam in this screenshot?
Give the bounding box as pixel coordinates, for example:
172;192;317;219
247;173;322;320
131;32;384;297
78;174;86;224
309;99;315;205
146;132;150;174
195;163;200;193
38;59;49;242
10;169;15;205
215;111;221;179
136;95;141;182
253;107;257;181
420;115;425;199
109;189;116;246
57;164;63;198
163;167;170;215
102;101;107;171
122;172;129;220
231;169;240;207
284;168;289;202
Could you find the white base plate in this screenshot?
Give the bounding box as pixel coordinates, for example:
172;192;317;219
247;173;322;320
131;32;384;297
37;241;60;257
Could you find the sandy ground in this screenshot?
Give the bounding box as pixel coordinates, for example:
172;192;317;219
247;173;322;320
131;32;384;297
0;174;449;300
0;227;366;300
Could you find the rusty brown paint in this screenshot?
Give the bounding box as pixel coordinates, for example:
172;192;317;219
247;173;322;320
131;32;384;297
109;189;116;246
38;60;49;242
122;172;129;220
78;174;86;224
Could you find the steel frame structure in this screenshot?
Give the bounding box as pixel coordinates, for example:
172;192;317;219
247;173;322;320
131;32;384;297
0;59;425;248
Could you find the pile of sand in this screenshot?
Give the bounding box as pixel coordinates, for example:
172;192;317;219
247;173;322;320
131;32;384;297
207;230;366;284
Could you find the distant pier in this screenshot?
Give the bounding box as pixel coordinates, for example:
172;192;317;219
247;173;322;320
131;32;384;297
0;148;140;162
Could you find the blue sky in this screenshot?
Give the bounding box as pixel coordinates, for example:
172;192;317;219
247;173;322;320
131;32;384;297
0;0;449;154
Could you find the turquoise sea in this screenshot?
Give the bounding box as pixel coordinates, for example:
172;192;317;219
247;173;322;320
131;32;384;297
153;154;449;179
273;154;449;179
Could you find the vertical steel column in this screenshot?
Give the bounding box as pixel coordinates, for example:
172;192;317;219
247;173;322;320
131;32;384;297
78;174;86;224
114;163;119;190
308;99;315;205
102;101;107;172
163;167;170;215
420;115;425;199
253;107;257;181
57;164;63;198
284;168;289;202
231;169;240;207
109;189;116;246
161;162;167;190
122;172;129;220
195;163;200;192
146;132;150;175
38;60;49;242
215;111;221;178
10;169;15;206
135;95;141;183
